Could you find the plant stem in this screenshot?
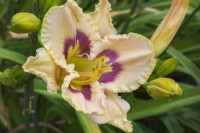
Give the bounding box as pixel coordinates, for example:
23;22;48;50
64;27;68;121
29;74;39;132
24;1;40;132
29;33;39;132
24;36;38;132
24;81;30;132
24;34;38;132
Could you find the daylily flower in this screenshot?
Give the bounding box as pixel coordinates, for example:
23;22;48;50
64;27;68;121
23;0;156;132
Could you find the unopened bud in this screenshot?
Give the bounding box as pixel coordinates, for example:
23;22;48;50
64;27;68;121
14;70;26;82
147;78;182;100
156;57;179;77
0;69;15;86
13;65;26;82
11;12;41;33
0;66;26;87
151;0;189;57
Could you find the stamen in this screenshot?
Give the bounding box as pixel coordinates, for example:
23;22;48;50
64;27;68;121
71;56;112;86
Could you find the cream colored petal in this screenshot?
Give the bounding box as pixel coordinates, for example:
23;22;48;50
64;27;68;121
41;5;75;71
87;91;133;132
89;0;117;38
62;78;106;114
66;1;100;43
41;1;100;71
151;0;189;57
23;48;60;93
91;33;156;93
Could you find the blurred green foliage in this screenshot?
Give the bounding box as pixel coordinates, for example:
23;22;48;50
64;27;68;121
0;0;200;133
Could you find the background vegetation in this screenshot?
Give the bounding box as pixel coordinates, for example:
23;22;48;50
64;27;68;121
0;0;200;133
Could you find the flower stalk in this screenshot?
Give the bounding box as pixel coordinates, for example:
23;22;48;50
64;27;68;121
23;1;39;132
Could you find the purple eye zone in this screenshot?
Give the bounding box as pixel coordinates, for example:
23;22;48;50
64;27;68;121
98;50;123;83
63;30;91;58
69;85;92;100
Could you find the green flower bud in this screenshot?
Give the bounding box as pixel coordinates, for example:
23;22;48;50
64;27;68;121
156;57;179;77
12;65;20;72
14;69;26;82
147;78;182;100
0;66;26;86
11;12;41;33
0;69;16;86
12;65;26;82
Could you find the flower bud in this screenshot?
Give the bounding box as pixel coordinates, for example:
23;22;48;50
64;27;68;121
11;12;41;33
155;57;179;77
13;68;26;82
147;78;182;100
12;65;26;82
151;0;189;57
0;66;26;87
0;69;15;86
